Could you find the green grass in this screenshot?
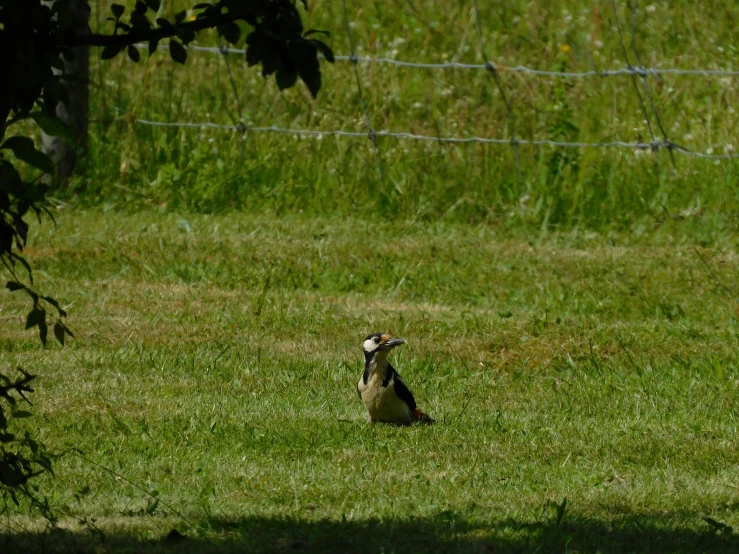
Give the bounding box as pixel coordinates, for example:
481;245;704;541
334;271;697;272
2;210;739;552
65;0;739;228
5;1;739;551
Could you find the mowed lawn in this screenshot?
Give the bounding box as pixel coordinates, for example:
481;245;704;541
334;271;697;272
2;210;739;553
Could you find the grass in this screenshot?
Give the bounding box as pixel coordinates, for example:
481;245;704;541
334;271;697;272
5;1;739;551
63;0;739;228
2;209;739;552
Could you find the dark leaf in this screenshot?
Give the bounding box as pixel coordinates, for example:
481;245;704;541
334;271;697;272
49;56;65;71
1;137;54;173
0;433;17;445
275;69;298;90
155;17;172;27
245;40;261;67
217;22;241;45
174;26;196;44
40;295;66;317
144;0;161;11
704;517;734;534
297;61;321;98
312;39;334;62
25;308;45;330
145;498;159;515
54;321;65;346
12;411;32;419
304;29;330;37
62;47;77;62
134;1;148;15
11;254;34;284
174;10;186;24
260;48;281;77
6;281;23;292
165;529;187;544
0;161;20;187
130;11;152;30
39;319;48;346
192;2;211;8
127;45;141;63
169;40;187;64
101;44;122;60
148;39;160;55
12;214;28;245
111;3;125;19
31;112;73;142
116;21;131;32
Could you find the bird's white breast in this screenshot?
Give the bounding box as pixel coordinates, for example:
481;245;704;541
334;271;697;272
358;370;412;424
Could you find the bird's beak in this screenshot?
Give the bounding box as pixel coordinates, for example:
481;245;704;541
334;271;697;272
378;337;405;351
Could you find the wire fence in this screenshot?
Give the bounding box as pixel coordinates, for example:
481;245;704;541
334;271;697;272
132;0;739;173
151;45;739;79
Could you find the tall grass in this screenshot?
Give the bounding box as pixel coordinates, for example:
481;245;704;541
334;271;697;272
75;1;739;229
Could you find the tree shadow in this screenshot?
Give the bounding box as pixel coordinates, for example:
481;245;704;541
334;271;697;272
3;510;738;554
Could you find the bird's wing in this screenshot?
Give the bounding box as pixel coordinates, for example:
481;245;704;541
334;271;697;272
389;366;417;412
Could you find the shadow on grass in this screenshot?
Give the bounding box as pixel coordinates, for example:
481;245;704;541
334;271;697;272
3;511;738;554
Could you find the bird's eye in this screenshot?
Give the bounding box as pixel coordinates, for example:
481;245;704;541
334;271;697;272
374;337;381;344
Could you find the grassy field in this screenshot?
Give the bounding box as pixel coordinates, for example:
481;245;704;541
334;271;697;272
71;0;739;227
2;210;739;552
4;0;739;552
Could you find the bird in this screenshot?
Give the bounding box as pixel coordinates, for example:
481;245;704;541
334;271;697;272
356;332;434;425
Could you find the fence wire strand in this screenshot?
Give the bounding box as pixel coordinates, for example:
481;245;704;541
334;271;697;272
142;44;739;78
134;119;735;160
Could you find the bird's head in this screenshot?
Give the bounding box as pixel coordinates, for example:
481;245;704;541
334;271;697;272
363;332;405;363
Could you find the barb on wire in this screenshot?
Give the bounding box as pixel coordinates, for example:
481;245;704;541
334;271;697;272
628;0;677;168
135;118;737;160
135;43;739;78
610;0;658;169
340;0;384;185
473;0;522;184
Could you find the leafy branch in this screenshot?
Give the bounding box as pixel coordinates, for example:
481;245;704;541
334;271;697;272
1;0;331;522
66;0;334;98
0;367;57;522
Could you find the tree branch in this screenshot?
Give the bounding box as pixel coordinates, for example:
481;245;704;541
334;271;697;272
65;13;239;48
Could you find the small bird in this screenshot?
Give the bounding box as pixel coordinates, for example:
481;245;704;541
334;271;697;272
356;332;434;425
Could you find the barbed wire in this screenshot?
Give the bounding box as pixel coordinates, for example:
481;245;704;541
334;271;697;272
137;44;739;78
134;119;736;160
128;1;739;166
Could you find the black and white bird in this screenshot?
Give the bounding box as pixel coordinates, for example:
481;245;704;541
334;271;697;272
356;332;434;425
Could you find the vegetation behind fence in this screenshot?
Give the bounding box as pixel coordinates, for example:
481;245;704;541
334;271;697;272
78;1;739;230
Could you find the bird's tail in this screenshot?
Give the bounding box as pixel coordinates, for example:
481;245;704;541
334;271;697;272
412;409;435;425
